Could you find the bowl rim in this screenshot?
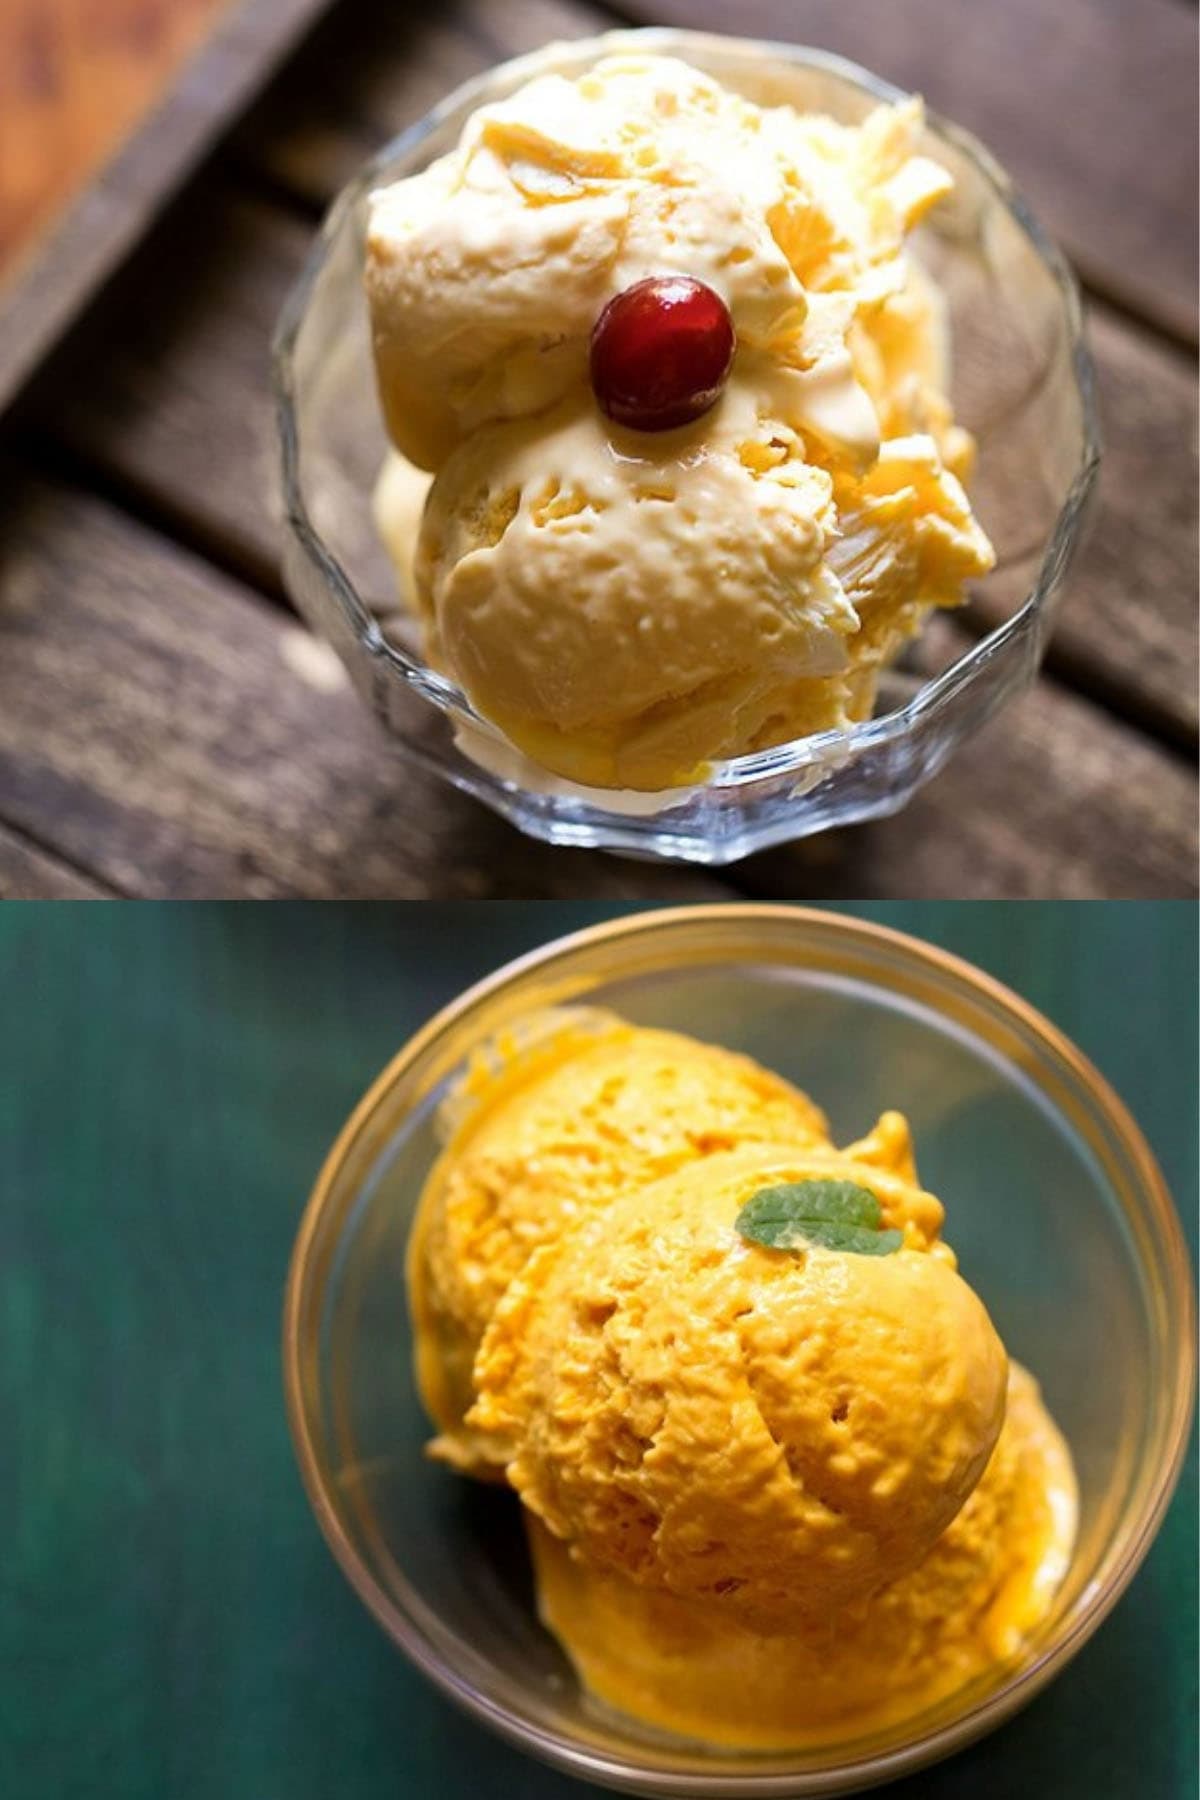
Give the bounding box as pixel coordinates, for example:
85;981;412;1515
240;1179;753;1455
282;903;1194;1797
270;26;1103;802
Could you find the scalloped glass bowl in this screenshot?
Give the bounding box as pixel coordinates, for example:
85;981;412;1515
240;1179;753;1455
273;29;1100;865
283;906;1193;1798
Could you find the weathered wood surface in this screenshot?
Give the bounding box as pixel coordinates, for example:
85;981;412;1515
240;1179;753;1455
0;0;1195;899
0;0;335;415
16;188;303;600
0;475;732;901
0;823;111;899
741;677;1199;901
0;0;234;278
974;308;1198;750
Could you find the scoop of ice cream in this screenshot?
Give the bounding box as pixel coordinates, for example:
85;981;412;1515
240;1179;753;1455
828;435;995;717
366;54;863;470
366;51;995;790
413;388;862;788
407;1013;831;1474
528;1361;1076;1747
470;1140;1007;1620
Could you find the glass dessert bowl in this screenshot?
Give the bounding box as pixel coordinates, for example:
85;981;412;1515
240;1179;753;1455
273;29;1099;866
283;906;1193;1798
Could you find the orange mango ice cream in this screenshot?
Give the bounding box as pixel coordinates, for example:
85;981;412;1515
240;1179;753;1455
407;1012;1076;1747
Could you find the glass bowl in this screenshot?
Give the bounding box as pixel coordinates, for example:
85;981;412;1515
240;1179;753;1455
282;905;1193;1798
272;29;1100;866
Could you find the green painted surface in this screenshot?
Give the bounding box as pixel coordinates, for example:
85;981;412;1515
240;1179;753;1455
1;901;1195;1800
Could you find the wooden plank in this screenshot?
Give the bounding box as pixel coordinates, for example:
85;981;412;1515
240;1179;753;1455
0;0;336;418
17;181;1196;747
0;822;111;898
15;187;304;598
612;0;1198;345
0;475;730;901
0;475;1192;900
972;307;1198;749
0;0;234;280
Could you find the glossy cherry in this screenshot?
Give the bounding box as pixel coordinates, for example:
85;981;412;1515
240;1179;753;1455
589;275;735;432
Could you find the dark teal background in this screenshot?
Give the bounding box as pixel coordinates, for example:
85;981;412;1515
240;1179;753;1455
1;902;1196;1799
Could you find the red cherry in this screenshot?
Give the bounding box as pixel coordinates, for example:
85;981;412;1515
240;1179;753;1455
589;276;735;432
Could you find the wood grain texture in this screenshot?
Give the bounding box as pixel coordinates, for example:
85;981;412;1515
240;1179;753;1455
972;308;1198;748
0;477;1191;901
0;0;233;277
233;0;609;206
0;0;336;416
0;475;730;901
737;672;1199;900
0;822;111;897
18;180;1196;747
613;0;1199;344
16;188;304;598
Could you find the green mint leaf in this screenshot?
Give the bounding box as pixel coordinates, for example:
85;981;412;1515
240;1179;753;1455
736;1180;904;1257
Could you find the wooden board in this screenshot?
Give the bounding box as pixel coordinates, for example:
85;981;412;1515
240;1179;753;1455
0;0;235;279
737;672;1199;900
15;188;304;601
972;307;1198;750
0;0;336;416
0;822;111;898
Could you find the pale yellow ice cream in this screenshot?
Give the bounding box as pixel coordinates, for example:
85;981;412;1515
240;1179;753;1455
405;1016;1077;1748
367;50;994;789
407;1010;831;1475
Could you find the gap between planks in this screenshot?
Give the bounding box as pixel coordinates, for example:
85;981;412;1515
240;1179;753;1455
0;817;121;899
12;423;292;611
